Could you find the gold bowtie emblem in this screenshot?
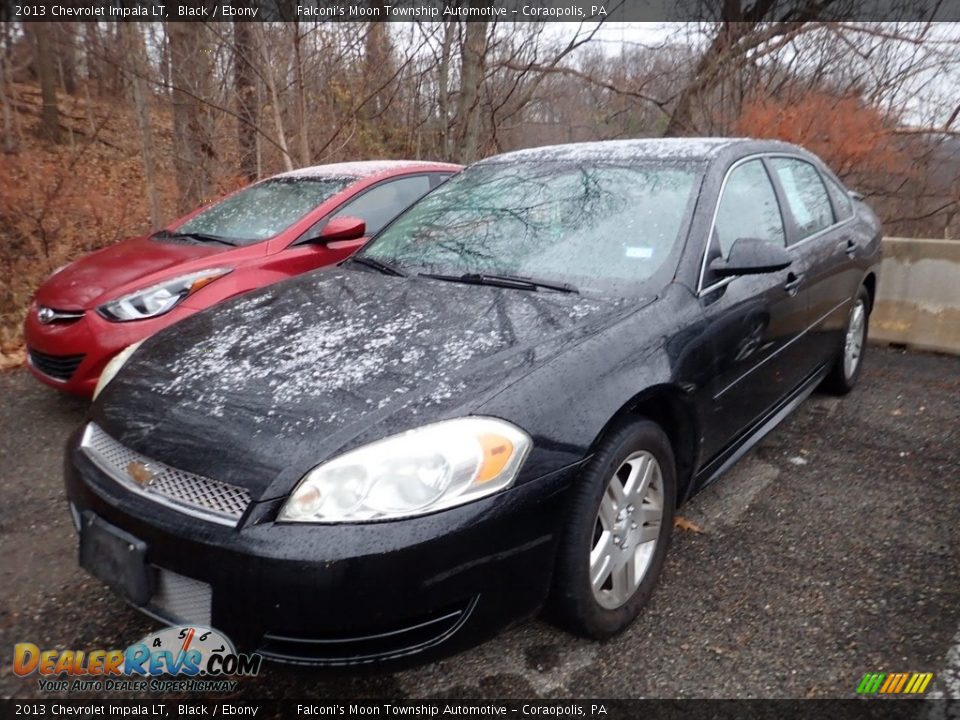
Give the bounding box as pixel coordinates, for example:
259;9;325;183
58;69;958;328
126;461;155;487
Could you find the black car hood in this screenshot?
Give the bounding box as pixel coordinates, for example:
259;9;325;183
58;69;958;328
98;268;639;500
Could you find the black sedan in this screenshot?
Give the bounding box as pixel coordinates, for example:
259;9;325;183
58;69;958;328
65;138;882;666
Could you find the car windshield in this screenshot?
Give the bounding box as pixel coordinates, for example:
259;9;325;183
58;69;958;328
172;177;355;245
360;159;704;295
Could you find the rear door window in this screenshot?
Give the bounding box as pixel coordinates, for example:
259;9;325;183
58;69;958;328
824;174;854;220
430;172;455;189
769;158;835;242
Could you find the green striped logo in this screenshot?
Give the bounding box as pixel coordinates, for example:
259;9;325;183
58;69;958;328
856;672;933;694
857;673;886;694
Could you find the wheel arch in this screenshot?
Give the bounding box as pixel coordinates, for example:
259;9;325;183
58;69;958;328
862;271;877;313
588;385;700;506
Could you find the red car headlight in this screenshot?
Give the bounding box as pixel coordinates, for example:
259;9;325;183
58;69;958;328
97;268;231;322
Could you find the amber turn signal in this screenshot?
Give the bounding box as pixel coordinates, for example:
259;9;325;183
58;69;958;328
476;433;515;483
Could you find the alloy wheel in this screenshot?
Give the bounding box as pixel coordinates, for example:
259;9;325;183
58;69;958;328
844;299;867;379
590;451;664;609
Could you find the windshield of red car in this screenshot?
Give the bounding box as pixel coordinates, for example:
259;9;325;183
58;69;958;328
360;160;704;296
172;177;355;245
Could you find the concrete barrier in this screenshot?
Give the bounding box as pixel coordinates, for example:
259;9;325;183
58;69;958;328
869;237;960;355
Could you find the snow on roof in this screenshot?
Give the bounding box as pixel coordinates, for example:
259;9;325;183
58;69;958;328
482;138;750;164
273;160;443;180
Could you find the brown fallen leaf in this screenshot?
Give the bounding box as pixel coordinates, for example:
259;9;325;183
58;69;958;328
0;346;26;372
674;516;705;534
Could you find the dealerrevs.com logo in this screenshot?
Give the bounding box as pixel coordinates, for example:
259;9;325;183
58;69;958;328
13;625;262;693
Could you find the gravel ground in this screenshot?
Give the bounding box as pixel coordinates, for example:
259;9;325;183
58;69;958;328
1;345;958;700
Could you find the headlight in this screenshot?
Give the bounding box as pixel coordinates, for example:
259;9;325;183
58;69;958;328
97;268;231;321
278;417;531;523
92;340;144;400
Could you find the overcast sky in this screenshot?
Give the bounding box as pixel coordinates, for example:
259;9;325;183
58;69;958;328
543;21;960;127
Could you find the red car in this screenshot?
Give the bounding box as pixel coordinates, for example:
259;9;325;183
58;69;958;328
25;160;460;396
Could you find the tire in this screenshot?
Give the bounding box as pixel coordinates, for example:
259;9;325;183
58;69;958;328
823;285;871;395
549;419;676;639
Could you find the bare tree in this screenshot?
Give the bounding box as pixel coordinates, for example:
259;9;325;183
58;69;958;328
52;23;79;95
0;22;21;153
168;21;216;211
233;20;258;181
122;23;162;228
455;18;488;163
291;21;312;166
436;19;456;158
364;9;395;121
30;24;60;143
254;24;295;172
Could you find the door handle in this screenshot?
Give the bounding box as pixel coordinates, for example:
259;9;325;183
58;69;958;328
843;238;858;258
784;272;804;296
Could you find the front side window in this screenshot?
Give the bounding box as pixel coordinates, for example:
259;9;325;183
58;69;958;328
769;158;835;241
360;160;704;296
175;177;354;245
714;159;786;258
331;176;433;237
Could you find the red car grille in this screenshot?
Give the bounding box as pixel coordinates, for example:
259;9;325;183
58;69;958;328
28;349;85;382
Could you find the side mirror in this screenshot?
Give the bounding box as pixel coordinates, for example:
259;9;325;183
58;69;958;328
310;216;366;244
709;238;792;278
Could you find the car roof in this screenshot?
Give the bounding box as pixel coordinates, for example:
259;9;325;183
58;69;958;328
478;137;808;165
271;160;460;181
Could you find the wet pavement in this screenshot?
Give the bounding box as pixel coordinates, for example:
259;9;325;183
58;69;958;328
1;346;958;699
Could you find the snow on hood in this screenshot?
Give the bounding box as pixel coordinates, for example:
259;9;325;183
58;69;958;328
98;268;627;498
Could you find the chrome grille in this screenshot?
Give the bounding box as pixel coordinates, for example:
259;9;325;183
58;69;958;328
80;423;251;526
37;306;84;324
149;568;212;626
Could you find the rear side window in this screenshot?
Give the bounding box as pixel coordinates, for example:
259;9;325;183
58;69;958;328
714;159;786;258
769;158;835;241
331;175;432;236
824;174;854;220
430;172;454;188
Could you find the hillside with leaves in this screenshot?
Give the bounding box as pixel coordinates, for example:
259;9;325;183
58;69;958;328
0;82;180;363
1;20;959;370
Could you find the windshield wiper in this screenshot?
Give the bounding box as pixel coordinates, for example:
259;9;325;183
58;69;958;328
419;272;578;294
344;256;406;277
153;230;239;247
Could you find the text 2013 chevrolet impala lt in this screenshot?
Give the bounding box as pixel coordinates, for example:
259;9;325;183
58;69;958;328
66;139;881;666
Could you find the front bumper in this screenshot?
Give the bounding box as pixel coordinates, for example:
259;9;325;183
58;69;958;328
65;428;580;666
24;303;196;397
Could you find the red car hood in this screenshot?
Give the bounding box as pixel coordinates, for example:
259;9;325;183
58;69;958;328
35;237;225;310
